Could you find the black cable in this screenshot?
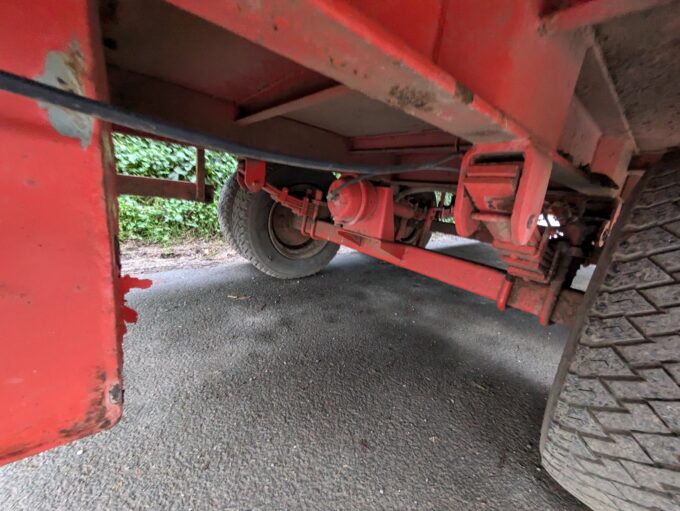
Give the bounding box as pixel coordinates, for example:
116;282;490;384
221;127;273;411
0;70;458;176
327;157;458;200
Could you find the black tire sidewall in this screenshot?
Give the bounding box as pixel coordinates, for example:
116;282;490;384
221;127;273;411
539;167;655;452
217;173;241;253
236;166;339;279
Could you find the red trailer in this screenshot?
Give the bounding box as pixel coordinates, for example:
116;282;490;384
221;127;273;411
2;1;680;509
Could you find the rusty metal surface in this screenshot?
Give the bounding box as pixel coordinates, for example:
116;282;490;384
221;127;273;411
0;1;124;465
167;0;526;145
550;288;585;325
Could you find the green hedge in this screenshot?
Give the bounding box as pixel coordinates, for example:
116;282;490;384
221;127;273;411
114;134;237;242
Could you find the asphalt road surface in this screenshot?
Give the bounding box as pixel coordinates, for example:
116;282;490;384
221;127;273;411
0;240;589;510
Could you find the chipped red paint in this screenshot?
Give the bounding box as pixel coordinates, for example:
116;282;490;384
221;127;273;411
119;276;152;335
0;1;124;466
167;0;586;148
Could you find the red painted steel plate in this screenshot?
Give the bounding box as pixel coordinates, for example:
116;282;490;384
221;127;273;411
0;1;123;465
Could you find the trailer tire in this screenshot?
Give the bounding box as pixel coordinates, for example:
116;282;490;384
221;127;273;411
229;165;339;279
541;152;680;510
217;173;244;256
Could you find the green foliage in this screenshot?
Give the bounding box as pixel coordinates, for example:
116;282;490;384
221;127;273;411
114;134;237;243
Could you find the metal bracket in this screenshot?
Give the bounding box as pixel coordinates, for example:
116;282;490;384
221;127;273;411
243;159;267;192
454;140;552;246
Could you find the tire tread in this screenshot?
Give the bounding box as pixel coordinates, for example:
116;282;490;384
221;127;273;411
217;173;244;256
543;152;680;510
227;168;338;279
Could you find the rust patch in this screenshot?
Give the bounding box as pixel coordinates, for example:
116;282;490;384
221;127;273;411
0;443;38;462
108;383;123;405
455;82;474;104
35;41;93;148
526;214;537;229
58;369;119;439
388;85;434;111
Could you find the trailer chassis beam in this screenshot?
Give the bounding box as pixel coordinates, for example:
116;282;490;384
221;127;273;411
246;165;583;325
294;216;582;326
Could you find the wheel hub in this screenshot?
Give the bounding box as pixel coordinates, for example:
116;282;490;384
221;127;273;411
267;185;328;260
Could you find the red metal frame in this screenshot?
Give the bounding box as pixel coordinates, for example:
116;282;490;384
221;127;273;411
168;0;523;143
291;216;580;326
454;140;553;247
168;0;621;200
167;0;578;147
0;0;131;466
236;85;350;126
349;130;465;154
243;159;267;192
329;181;397;240
5;0;678;466
237;164;581;325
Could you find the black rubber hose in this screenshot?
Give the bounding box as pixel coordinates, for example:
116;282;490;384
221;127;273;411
0;70;457;176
